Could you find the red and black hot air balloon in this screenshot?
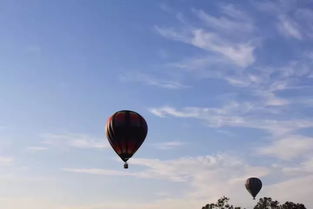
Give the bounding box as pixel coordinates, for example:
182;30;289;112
105;110;148;169
245;177;262;200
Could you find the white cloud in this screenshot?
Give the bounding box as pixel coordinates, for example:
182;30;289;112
62;152;313;208
156;26;256;68
194;8;254;34
168;55;228;73
155;5;257;68
0;156;14;166
191;29;256;68
56;198;204;209
149;104;313;137
267;175;313;206
157;3;313;105
259;135;313;160
256;91;289;106
63;154;268;182
63;168;131;176
26;146;48;151
256;1;313;40
296;8;313;39
221;4;249;19
61;154;268;208
155;26;189;43
41;133;109;150
282;156;313;176
169;52;313;108
149;106;198;118
0;197;61;209
152;141;186;150
278;16;302;40
120;72;189;89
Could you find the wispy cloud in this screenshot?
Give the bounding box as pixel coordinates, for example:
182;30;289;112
258;135;313;160
62;154;269;208
150;106;198;118
0;156;14;166
156;27;256;68
267;175;313;206
171;56;313;107
63;153;268;186
120;72;190;89
152;141;186;150
149;103;313;137
278;16;302;40
41;133;109;150
191;29;256;68
53;198;204;209
63;168;130;176
156;3;313;109
26;146;48;151
155;5;257;68
256;1;313;40
63;152;313;207
283;156;313;176
194;7;254;34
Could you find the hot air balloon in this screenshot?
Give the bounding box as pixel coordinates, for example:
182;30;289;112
245;177;262;200
105;110;148;169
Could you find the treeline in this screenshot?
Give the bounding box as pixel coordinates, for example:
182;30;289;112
202;196;306;209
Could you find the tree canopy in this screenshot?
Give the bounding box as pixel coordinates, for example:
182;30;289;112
254;197;306;209
202;196;241;209
202;197;306;209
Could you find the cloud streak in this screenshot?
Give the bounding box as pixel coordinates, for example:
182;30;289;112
120;72;189;89
259;135;313;160
152;141;186;150
26;146;48;151
279;16;303;40
0;156;14;166
63;153;313;208
41;133;109;150
155;4;257;68
149;104;313;137
16;153;313;209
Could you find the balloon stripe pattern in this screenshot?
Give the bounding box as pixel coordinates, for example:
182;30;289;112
106;110;148;164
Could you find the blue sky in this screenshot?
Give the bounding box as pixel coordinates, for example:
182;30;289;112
1;0;313;208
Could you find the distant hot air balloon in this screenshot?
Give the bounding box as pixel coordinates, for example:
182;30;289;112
105;110;148;169
245;177;262;200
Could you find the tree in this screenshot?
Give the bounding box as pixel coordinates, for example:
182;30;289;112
280;201;306;209
254;197;279;209
202;197;306;209
202;196;243;209
254;197;306;209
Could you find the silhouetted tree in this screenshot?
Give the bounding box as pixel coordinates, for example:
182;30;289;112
202;196;242;209
254;197;280;209
280;201;306;209
202;197;306;209
254;197;306;209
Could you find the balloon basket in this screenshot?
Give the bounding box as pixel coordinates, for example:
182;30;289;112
124;162;128;169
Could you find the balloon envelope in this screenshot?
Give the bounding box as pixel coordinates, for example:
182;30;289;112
245;177;262;199
106;110;148;164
